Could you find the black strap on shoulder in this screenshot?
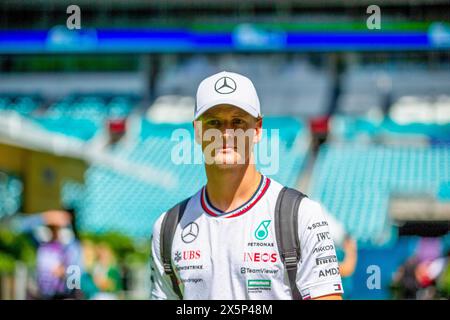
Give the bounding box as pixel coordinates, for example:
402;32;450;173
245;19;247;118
275;187;307;300
160;198;189;300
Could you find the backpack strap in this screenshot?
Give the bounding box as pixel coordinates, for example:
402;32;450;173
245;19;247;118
160;198;190;300
275;187;307;300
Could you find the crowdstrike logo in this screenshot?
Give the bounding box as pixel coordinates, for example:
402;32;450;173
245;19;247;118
214;76;237;94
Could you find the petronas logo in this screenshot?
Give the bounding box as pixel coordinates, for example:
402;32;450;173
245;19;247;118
254;220;271;241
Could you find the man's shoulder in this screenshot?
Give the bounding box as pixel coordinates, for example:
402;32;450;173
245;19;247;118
297;197;332;237
153;188;203;233
268;178;311;204
272;183;322;221
298;196;322;214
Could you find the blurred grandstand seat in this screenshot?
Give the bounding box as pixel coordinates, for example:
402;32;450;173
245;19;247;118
0;172;23;219
146;95;194;123
310;143;450;247
438;181;450;201
27;95;134;141
0;93;137;141
156;56;330;117
331;112;450;143
338;69;384;115
0;94;41;116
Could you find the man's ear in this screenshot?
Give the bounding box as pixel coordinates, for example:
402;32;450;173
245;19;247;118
254;117;263;143
193;120;202;145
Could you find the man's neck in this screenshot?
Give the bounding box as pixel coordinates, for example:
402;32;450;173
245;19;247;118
204;164;262;213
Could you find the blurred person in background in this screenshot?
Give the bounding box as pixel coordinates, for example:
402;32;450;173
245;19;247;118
391;238;446;300
91;243;123;300
1;208;84;299
35;220;70;299
436;249;450;299
415;246;449;300
79;239;100;299
392;256;420;299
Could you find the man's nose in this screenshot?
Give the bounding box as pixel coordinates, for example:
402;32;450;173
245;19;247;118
220;121;234;135
221;127;236;139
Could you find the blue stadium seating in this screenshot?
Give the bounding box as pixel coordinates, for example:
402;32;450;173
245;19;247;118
310;143;450;247
0;95;41;116
0;94;135;141
33;95;135;140
0;173;23;219
333;114;450;142
438;181;450;201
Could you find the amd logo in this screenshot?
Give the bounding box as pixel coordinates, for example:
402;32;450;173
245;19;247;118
319;267;340;278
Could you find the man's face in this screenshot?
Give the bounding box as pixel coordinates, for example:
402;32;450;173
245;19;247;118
194;104;262;168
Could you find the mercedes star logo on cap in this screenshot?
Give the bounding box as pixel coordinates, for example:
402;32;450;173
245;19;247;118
214;76;237;94
181;222;199;243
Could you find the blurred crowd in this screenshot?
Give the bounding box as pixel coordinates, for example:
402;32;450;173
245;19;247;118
391;238;450;300
3;209;127;299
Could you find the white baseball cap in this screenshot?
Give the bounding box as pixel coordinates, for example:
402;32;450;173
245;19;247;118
195;71;261;120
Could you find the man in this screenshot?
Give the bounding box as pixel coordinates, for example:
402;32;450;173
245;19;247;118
151;71;343;300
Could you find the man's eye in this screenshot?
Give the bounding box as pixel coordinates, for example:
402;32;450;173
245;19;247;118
207;120;220;126
232;119;244;125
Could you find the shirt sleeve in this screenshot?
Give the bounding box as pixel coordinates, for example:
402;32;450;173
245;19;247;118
150;212;181;300
296;198;344;299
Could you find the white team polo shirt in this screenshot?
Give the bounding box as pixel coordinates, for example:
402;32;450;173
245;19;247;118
151;176;344;300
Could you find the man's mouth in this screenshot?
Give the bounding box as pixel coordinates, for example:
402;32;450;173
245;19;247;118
217;146;237;152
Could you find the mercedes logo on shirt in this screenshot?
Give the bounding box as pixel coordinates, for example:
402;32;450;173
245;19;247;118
181;222;199;243
214;76;237;94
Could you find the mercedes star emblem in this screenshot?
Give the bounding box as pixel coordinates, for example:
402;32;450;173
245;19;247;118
181;222;199;243
214;76;237;94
